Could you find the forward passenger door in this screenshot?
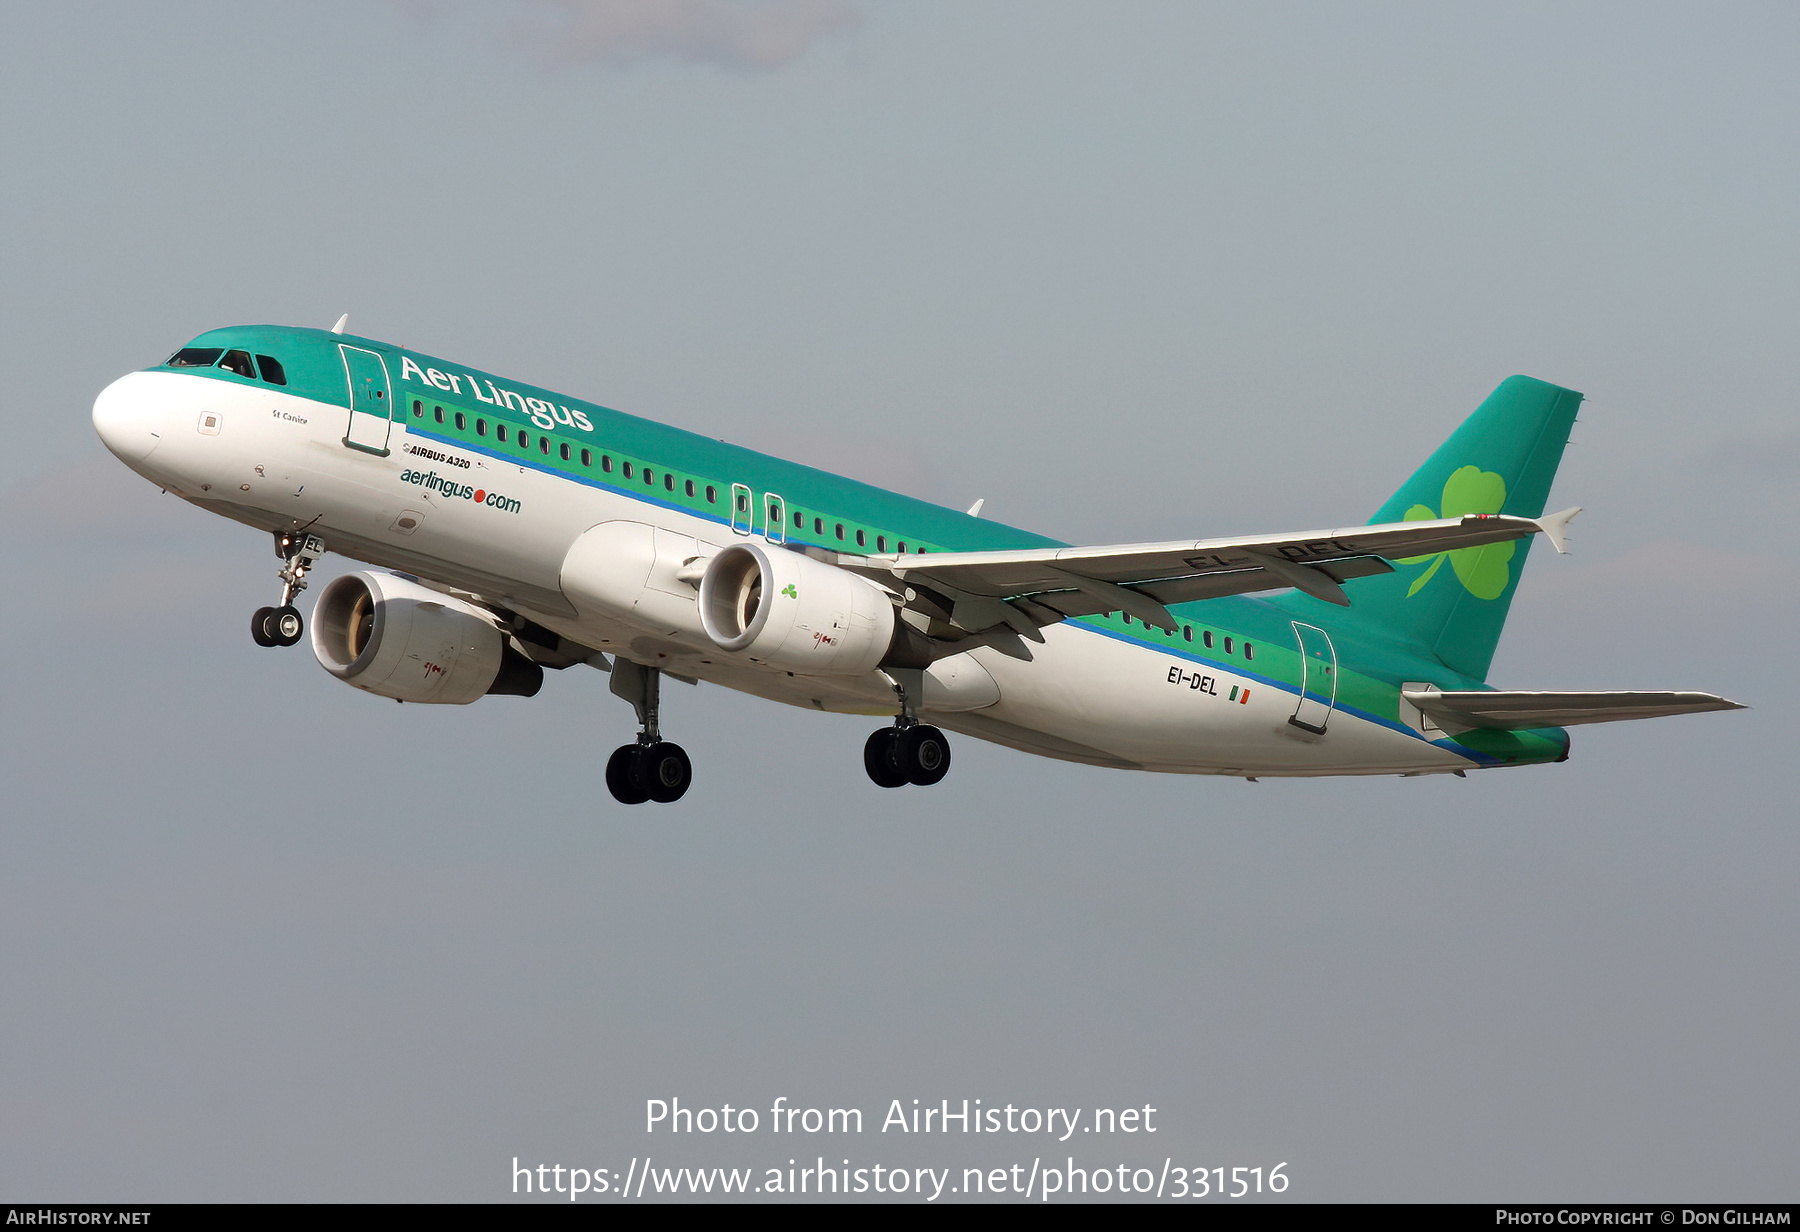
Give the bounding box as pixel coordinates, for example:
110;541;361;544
339;345;394;455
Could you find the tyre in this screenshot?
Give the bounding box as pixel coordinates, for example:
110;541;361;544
251;606;278;647
642;742;693;804
896;724;951;786
605;744;651;805
863;728;908;788
272;605;304;646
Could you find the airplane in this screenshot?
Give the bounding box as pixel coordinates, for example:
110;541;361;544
90;318;1742;804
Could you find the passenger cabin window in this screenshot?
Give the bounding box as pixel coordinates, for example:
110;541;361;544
666;473;675;491
1244;642;1254;660
835;523;845;541
219;350;255;378
686;480;696;497
412;400;423;417
1203;630;1214;648
167;348;223;368
737;491;750;513
602;455;613;472
876;536;886;552
705;485;716;503
643;467;654;484
497;425;508;442
1224;637;1233;654
560;442;571;461
1183;625;1193;642
255;355;286;385
540;437;551;455
896;542;906;553
477;418;488;436
455;412;467;430
793;510;804;528
813;517;824;534
623;462;633;478
434;406;445;424
580;448;591;466
855;529;866;547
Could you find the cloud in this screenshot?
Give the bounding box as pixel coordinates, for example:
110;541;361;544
500;0;863;72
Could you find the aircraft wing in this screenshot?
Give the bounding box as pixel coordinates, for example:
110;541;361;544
831;509;1579;637
1402;686;1745;731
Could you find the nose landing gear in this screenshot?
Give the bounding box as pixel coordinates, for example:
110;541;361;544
604;659;693;805
251;531;325;648
251;605;303;647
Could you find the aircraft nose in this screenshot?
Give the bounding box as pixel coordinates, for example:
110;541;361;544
92;373;165;462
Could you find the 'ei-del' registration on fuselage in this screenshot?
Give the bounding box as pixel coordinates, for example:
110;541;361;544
91;319;1741;804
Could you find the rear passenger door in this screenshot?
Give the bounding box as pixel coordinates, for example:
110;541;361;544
1288;621;1338;734
339;345;394;455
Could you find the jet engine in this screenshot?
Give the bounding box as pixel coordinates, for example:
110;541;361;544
310;571;543;703
697;543;896;676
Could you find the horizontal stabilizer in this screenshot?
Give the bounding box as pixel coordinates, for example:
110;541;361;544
1402;686;1745;732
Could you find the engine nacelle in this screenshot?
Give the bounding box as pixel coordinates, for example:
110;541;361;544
698;543;897;676
310;571;543;704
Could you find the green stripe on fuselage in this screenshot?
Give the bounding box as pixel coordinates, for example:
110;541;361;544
169;324;1061;555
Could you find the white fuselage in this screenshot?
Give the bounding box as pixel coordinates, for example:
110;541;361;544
94;368;1477;778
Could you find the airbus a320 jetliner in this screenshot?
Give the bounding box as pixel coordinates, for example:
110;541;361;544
92;321;1741;804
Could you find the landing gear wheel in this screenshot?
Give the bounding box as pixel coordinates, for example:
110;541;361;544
605;745;650;806
896;724;951;786
270;605;304;647
641;742;693;803
259;532;325;647
863;728;908;788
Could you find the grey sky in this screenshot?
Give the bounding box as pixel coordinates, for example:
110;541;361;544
1;0;1793;1201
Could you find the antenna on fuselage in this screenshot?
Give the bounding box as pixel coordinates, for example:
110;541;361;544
330;313;349;334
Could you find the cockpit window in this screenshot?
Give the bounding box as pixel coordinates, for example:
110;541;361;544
255;355;287;385
219;350;256;378
167;347;223;368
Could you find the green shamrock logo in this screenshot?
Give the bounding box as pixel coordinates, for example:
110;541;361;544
1400;466;1513;599
781;583;797;599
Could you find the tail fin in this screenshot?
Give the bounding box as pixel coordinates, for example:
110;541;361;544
1325;375;1582;680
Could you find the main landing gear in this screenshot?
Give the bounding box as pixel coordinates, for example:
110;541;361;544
251;530;325;648
863;724;951;788
604;659;693;806
863;666;952;788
